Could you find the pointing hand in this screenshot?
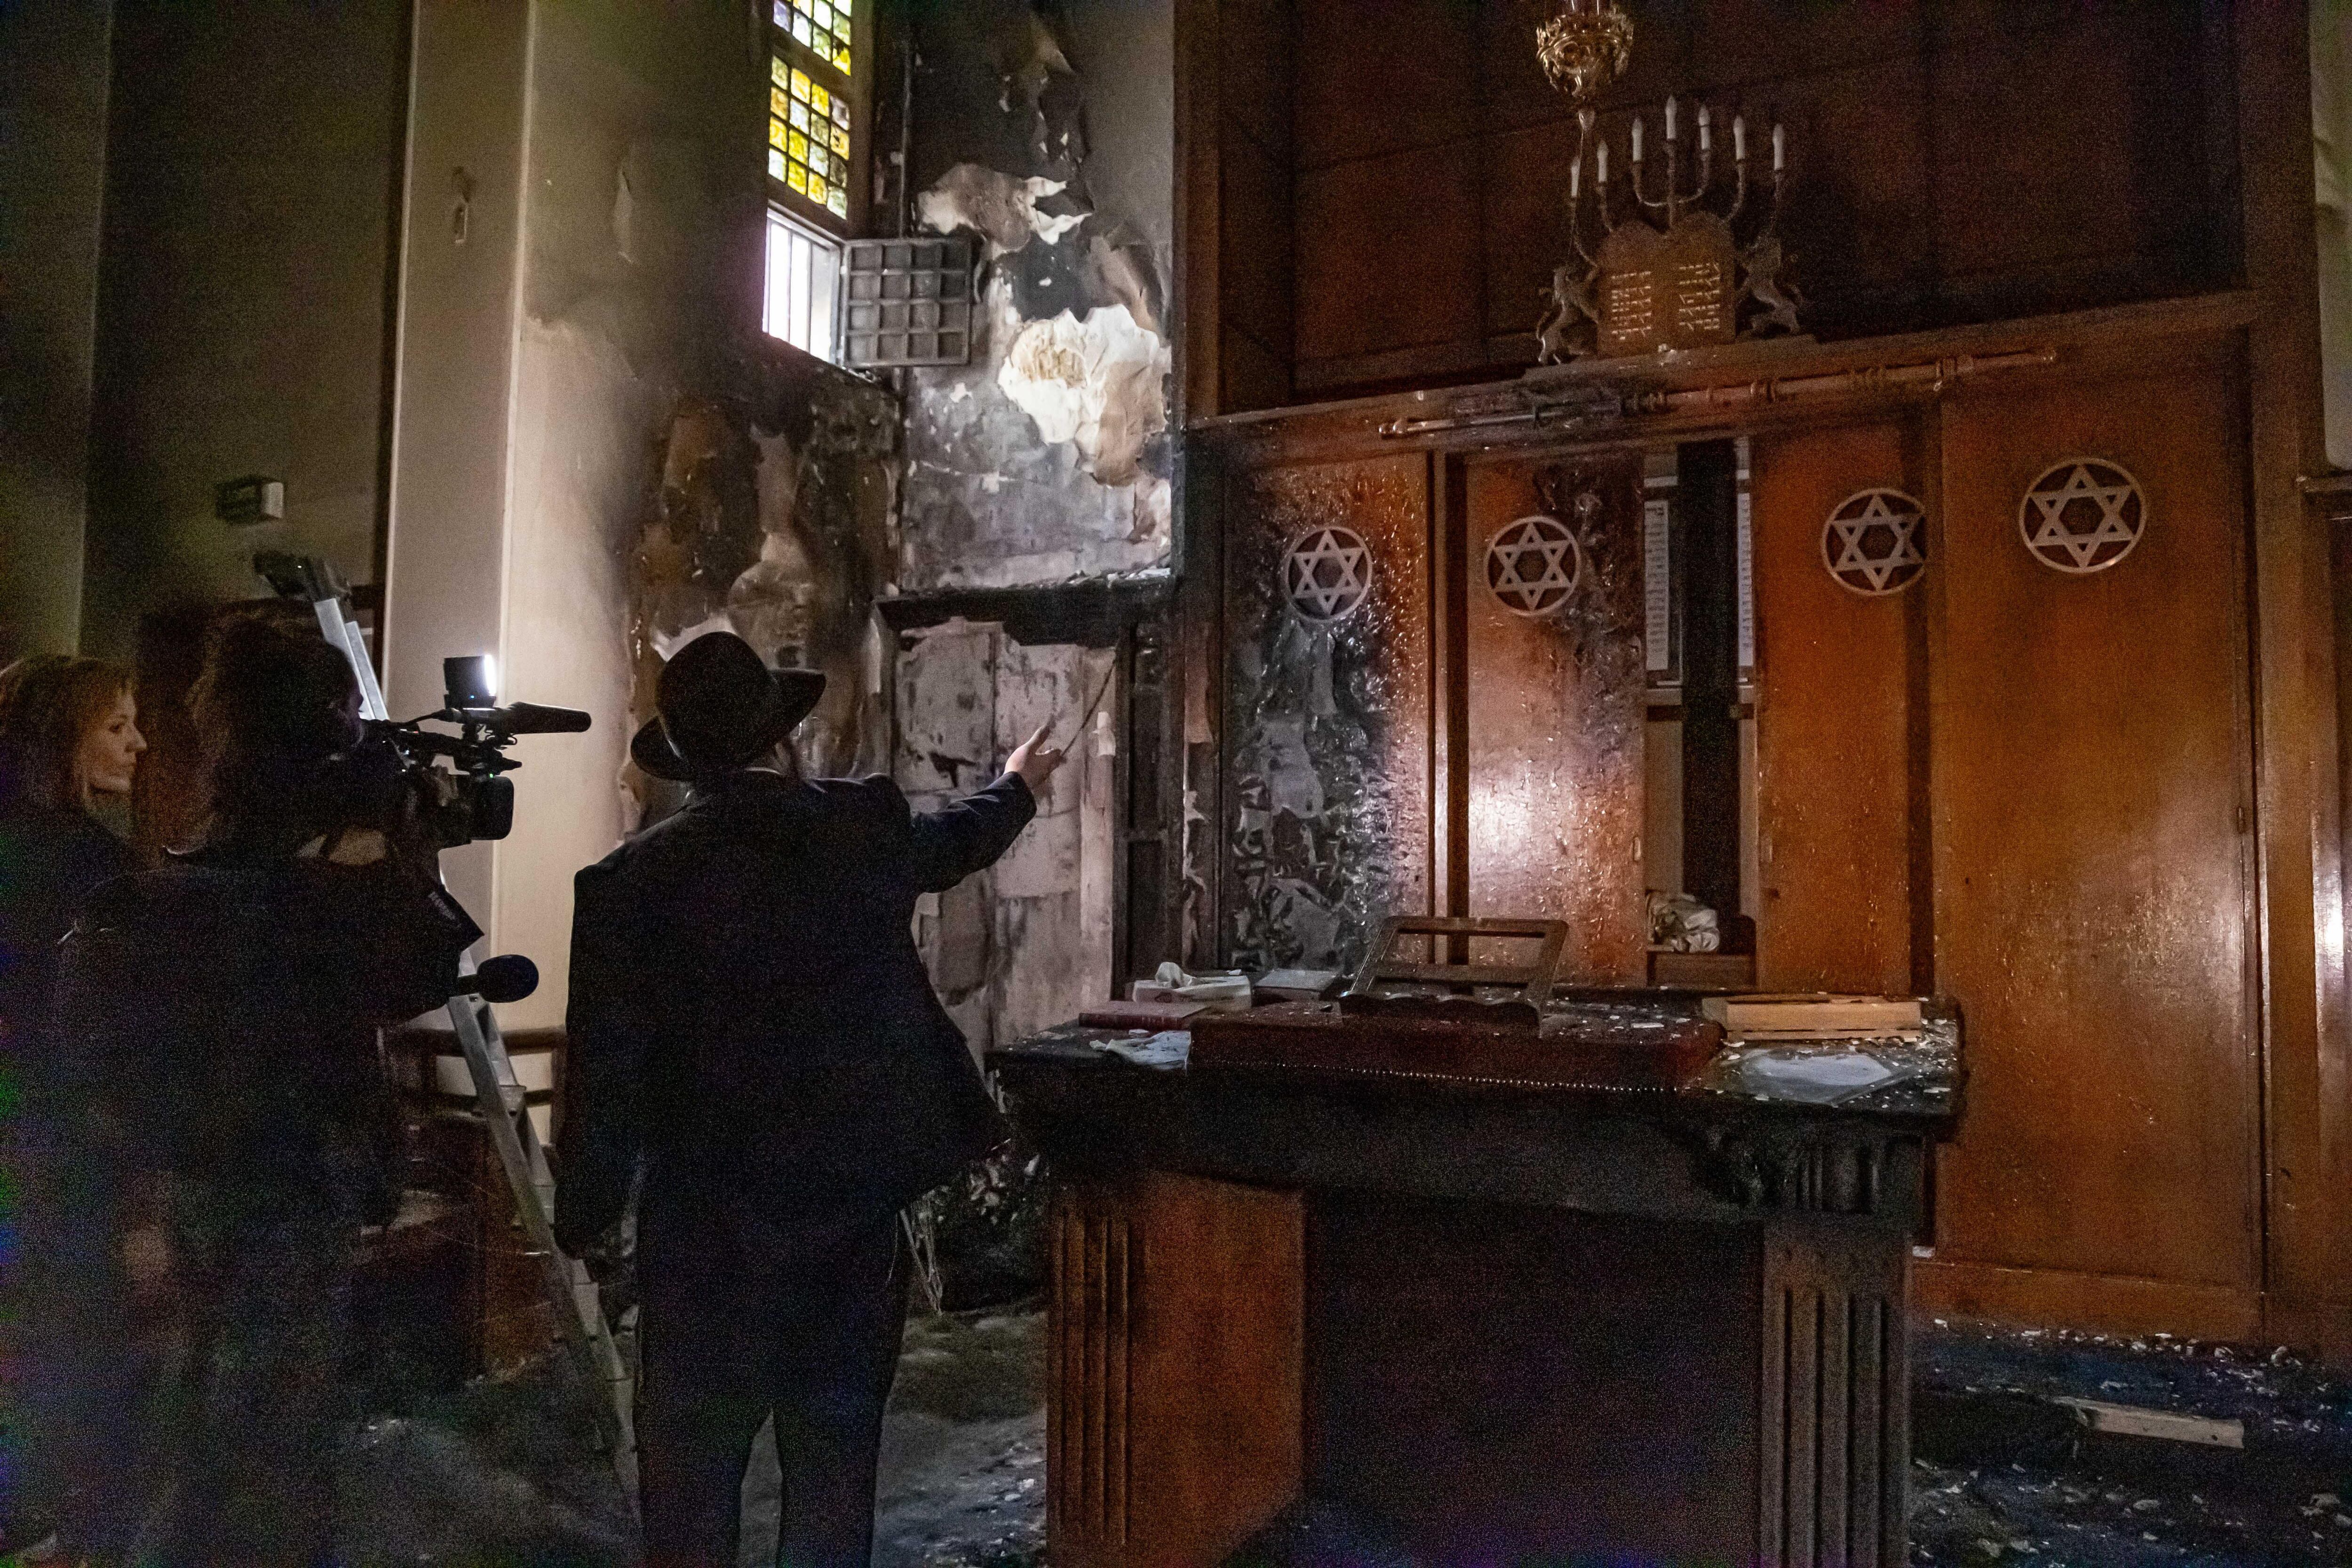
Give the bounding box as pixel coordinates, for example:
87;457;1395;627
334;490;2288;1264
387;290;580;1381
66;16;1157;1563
1008;724;1067;793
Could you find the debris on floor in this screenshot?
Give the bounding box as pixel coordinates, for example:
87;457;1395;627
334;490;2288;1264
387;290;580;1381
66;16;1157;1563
28;1307;2341;1566
1909;1316;2352;1566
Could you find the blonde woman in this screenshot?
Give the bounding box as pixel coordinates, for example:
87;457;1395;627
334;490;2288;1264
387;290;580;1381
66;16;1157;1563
0;653;143;1558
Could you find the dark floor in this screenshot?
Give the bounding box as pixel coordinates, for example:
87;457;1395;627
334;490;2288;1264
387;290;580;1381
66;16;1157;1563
84;1309;2345;1567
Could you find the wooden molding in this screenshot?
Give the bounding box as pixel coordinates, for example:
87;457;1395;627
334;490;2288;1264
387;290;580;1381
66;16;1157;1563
1913;1259;2262;1346
1190;293;2261;468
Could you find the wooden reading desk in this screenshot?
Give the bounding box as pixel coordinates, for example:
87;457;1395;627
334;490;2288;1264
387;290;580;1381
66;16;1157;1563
989;990;1963;1568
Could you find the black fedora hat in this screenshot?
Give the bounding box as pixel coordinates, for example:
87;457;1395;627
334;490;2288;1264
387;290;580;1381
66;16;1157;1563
630;631;826;782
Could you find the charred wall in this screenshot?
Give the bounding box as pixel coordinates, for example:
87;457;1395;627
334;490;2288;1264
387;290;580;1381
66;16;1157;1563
896;0;1178;591
493;0;785;1025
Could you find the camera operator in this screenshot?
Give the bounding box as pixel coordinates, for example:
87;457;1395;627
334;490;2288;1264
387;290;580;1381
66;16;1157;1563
50;614;474;1567
554;630;1065;1568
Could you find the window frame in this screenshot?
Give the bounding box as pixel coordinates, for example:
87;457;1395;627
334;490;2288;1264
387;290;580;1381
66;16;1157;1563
763;206;845;363
764;0;871;239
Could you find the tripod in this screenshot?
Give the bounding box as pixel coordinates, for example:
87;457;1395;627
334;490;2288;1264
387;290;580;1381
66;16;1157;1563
444;979;638;1502
273;558;640;1504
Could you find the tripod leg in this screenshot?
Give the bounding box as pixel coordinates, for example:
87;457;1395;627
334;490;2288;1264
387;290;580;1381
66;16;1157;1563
445;997;640;1507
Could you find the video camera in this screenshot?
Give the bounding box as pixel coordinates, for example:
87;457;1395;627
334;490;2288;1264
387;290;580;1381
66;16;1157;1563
255;552;591;850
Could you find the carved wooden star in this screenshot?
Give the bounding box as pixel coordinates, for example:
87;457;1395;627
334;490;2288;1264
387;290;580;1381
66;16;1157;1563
1488;517;1581;614
1827;492;1925;593
1285;527;1371;620
2025;463;2142;573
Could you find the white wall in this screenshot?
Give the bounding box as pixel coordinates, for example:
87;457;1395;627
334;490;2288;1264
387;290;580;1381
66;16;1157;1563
385;0;759;1021
382;0;534;941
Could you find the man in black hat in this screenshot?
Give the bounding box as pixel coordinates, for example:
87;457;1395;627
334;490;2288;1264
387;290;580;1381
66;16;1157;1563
553;630;1064;1567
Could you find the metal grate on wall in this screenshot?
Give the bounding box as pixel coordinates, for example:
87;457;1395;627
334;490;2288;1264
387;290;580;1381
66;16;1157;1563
839;237;975;369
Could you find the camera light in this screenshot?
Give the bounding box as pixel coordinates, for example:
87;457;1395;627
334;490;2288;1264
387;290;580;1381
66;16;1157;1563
444;654;499;708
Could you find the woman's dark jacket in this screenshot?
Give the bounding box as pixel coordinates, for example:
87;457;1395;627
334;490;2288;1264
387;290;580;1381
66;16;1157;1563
0;804;135;1086
553;770;1033;1250
54;847;470;1225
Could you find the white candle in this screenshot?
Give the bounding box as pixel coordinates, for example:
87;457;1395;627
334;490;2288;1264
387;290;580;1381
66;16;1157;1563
1772;122;1785;171
1571;157;1581;200
1631;117;1643;163
1598;139;1609;184
1698;103;1711;152
1733;114;1747;162
1666;97;1677;142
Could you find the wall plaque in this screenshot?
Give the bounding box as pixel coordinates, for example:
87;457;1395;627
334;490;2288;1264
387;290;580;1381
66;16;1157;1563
1594;215;1738;358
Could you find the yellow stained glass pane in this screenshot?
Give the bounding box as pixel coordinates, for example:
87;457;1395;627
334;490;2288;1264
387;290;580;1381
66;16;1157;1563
771;54;789;87
815;85;833;116
789;101;808;131
771;86;791;118
769;117;788;151
827;186;849;217
835;44;852;74
791;68;810;101
768;148;785;181
787;162;807;194
809;174;828;204
788;129;807;160
828;125;848;157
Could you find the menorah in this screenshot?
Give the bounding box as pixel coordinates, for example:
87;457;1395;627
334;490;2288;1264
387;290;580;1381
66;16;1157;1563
1537;88;1804;362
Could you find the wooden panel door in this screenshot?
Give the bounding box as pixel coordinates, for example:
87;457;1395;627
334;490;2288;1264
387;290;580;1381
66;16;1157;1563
1221;454;1432;974
1751;420;1926;995
1928;367;2259;1314
1462;457;1648;983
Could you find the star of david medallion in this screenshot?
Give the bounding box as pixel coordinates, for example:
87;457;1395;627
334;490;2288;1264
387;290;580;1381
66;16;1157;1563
1820;487;1928;597
2018;459;2145;575
1282;525;1373;623
1485;514;1585;618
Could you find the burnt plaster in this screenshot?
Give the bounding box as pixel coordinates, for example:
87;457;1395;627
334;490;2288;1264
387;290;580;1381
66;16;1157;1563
1222;468;1423;975
899;0;1176;593
876;574;1171;650
624;355;900;820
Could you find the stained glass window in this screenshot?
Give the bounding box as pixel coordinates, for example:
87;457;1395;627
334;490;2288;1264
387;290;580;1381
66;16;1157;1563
764;0;860;358
765;0;857;229
767;42;854;225
773;0;853;76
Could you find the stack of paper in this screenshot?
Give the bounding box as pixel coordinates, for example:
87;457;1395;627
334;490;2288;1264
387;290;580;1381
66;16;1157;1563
1700;994;1924;1039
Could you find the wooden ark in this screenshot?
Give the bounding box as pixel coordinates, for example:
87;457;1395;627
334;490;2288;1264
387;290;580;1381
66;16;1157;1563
1170;0;2342;1360
1016;1;2342;1562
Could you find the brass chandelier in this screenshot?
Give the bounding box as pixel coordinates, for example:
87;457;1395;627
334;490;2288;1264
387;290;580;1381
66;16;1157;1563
1535;0;1634;105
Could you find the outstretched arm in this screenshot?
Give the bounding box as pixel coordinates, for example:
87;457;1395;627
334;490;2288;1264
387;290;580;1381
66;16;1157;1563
900;724;1067;892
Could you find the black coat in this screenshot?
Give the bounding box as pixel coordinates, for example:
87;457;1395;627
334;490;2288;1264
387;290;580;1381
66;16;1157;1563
553;770;1033;1250
0;804;135;1082
55;852;470;1223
